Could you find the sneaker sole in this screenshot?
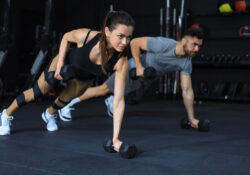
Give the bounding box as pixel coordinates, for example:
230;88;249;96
0;131;10;135
41;112;48;123
0;126;10;135
105;98;113;118
58;110;72;122
47;126;58;132
42;113;59;132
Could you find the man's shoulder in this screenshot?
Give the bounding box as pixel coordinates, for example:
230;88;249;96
148;36;177;42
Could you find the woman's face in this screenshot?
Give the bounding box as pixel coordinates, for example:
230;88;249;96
105;24;134;52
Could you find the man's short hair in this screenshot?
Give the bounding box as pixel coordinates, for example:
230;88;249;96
183;27;204;40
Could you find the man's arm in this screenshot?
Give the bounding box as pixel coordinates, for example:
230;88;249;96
180;74;199;128
130;37;148;77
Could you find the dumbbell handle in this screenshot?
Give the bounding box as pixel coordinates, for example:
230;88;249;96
129;67;156;80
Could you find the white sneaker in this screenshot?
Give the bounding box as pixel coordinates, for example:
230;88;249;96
58;106;74;122
42;109;58;131
0;109;14;135
104;95;114;118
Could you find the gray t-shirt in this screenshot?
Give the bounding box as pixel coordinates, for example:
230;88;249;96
144;37;192;76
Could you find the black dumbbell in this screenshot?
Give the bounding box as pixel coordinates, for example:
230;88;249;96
129;67;156;80
119;142;137;159
180;117;191;129
211;55;217;63
229;55;235;63
60;65;75;86
103;138;137;159
199;54;205;61
215;54;223;63
103;138;115;153
198;119;210;132
205;55;210;62
180;117;210;132
235;56;241;63
46;71;59;87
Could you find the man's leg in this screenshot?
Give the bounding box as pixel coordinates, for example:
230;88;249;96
59;58;144;121
104;60;144;118
58;82;112;121
59;72;119;120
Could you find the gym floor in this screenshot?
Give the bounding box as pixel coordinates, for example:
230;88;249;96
0;97;250;175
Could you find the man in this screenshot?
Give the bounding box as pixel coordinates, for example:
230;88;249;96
58;27;203;129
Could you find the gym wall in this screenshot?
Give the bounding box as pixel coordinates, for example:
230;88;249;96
186;0;250;101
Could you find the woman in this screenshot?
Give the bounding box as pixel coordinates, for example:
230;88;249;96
0;11;134;152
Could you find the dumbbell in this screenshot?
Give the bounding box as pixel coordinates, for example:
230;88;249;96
180;117;210;132
46;71;59;87
103;138;137;159
215;54;223;63
129;67;156;80
60;65;75;86
46;65;75;87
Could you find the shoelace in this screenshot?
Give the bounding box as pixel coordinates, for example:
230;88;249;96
4;116;14;126
8;116;14;120
51;114;58;119
64;107;75;116
46;113;57;121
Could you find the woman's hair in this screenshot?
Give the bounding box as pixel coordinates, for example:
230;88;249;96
99;11;135;74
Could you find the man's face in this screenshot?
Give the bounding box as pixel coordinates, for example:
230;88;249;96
182;36;203;57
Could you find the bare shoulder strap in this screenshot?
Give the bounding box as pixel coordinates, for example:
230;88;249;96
83;30;92;45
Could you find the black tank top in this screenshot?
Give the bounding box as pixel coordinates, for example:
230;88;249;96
66;32;122;81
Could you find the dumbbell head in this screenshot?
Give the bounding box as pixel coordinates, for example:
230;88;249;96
46;71;58;87
119;142;137;159
103;138;115;153
198;119;210;132
180;117;191;129
129;68;138;80
144;67;156;80
60;65;75;81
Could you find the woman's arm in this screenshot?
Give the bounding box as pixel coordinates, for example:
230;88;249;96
54;28;94;80
112;56;128;151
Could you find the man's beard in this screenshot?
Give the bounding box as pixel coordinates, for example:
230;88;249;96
183;44;196;57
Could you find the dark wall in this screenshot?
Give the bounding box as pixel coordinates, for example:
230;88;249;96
111;0;164;37
7;0;249;101
0;0;105;94
54;0;103;33
1;0;168;95
186;0;250;101
186;0;250;55
0;0;44;93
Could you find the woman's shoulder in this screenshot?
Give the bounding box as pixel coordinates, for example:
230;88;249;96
71;28;100;38
81;29;100;44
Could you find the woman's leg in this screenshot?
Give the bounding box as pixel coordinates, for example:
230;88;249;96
49;79;93;114
0;55;59;135
5;54;60;116
6;72;52;116
41;78;93;131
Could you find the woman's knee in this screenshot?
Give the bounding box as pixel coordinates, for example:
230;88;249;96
37;72;52;94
